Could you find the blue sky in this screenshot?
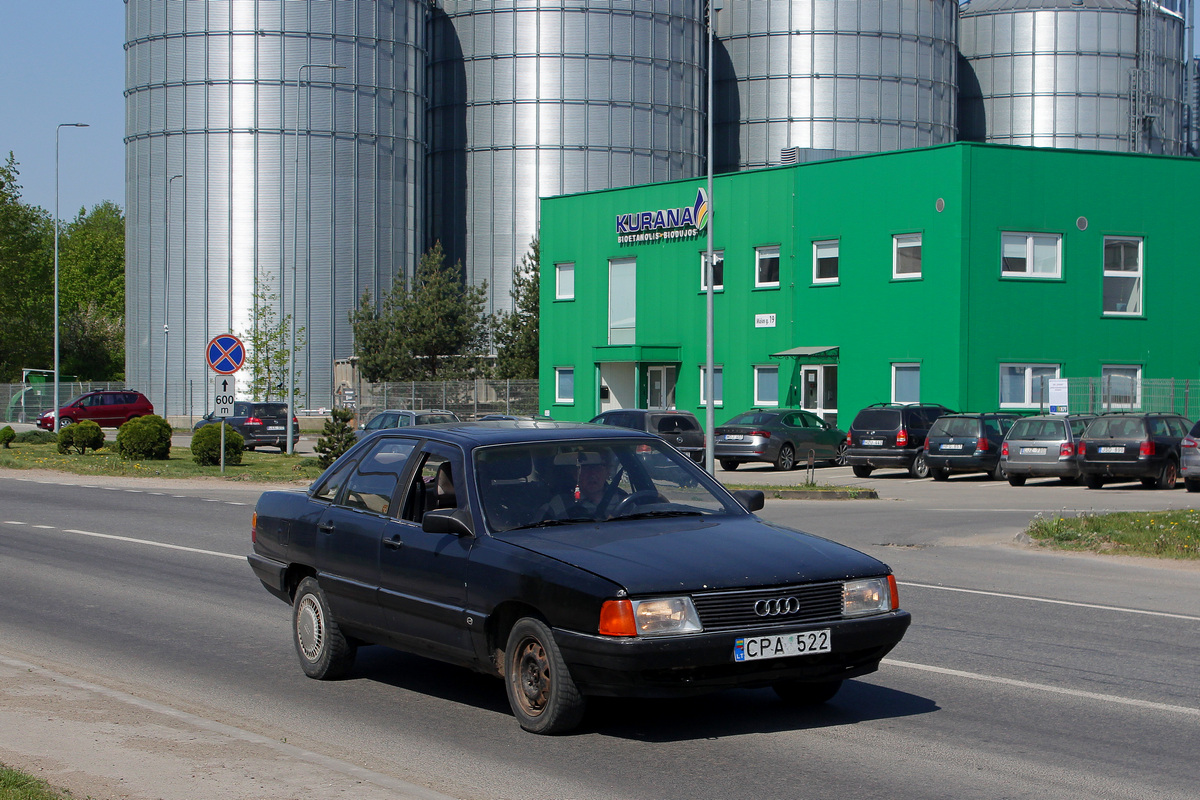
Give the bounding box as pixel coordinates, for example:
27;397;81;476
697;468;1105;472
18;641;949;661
1;1;1196;218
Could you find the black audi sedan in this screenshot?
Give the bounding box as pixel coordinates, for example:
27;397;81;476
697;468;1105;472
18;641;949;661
249;421;911;734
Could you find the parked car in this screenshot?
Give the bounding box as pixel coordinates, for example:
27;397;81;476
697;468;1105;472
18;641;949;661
844;403;955;479
36;390;154;431
589;408;706;463
248;422;912;734
1000;414;1096;486
193;401;299;451
924;412;1020;481
715;408;846;471
1077;412;1192;490
355;408;460;439
1181;420;1200;493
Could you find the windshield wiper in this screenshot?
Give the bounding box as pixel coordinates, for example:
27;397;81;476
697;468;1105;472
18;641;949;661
609;509;704;521
509;517;596;531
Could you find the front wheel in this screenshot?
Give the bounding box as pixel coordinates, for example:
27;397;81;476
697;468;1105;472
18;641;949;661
851;464;873;479
774;444;795;471
57;418;74;431
1008;474;1027;487
505;618;585;734
773;679;843;706
909;453;930;479
719;459;740;472
1154;459;1178;490
292;577;357;680
1084;474;1105;490
931;467;950;481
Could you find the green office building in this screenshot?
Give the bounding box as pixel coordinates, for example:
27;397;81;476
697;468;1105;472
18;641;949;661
538;143;1200;427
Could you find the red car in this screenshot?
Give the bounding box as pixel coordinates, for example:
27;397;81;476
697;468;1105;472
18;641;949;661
37;390;155;431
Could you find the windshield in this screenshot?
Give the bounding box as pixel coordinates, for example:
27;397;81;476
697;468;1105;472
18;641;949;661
474;439;741;533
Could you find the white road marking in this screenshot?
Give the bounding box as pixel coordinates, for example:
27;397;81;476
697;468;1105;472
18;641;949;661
3;521;27;525
61;529;243;561
885;658;1200;717
899;581;1200;621
31;525;55;529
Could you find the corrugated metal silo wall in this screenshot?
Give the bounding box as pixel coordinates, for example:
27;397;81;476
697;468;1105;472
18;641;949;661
427;0;705;316
714;0;959;171
125;0;425;415
958;0;1188;154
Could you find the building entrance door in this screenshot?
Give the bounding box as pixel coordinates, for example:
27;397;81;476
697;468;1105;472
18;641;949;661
647;366;677;409
599;363;636;413
801;365;838;425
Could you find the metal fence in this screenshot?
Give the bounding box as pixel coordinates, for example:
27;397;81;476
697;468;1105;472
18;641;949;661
352;380;541;423
1037;378;1200;420
2;382;128;424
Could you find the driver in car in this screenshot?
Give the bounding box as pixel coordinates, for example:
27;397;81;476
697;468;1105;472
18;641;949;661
540;450;626;520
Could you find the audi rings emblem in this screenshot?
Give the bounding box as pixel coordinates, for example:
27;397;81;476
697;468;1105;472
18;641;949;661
754;597;801;617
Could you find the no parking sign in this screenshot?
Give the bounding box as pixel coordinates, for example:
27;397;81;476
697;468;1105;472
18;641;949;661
206;334;245;374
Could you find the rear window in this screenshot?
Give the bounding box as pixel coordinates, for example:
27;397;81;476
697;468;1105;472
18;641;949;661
416;413;456;425
1087;417;1144;438
725;412;779;426
653;414;699;434
1191;420;1200;437
853;409;901;430
1009;419;1067;440
252;403;289;418
931;417;980;438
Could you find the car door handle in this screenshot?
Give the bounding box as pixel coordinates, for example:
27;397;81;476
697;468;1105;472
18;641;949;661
383;535;403;550
318;522;334;534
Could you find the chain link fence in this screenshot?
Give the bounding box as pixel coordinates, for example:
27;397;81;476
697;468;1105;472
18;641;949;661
2;382;128;424
1035;377;1200;420
351;380;541;423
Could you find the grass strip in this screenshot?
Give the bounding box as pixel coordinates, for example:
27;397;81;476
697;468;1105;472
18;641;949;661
0;764;72;800
1024;508;1200;560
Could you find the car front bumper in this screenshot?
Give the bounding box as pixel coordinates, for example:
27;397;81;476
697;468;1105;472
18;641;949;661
553;611;911;698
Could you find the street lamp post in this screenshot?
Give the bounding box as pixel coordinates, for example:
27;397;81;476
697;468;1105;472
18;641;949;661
704;2;720;475
165;173;183;417
54;122;89;432
288;62;342;455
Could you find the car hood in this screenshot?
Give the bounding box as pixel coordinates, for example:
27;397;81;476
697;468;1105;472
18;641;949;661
497;515;888;594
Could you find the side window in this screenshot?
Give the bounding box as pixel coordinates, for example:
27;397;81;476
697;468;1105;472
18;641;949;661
555;367;575;404
1001;232;1061;278
1168;418;1189;438
400;450;464;522
394;414;410;427
1103;236;1142;315
801;411;825;428
700;250;724;291
234;401;250;416
313;456;359;502
756;245;781;288
555;261;575;300
893;233;922;279
812;240;838;284
341;439;417;516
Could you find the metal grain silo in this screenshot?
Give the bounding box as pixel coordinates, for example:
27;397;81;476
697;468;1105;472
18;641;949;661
427;0;705;316
713;0;959;171
125;0;426;415
958;0;1189;154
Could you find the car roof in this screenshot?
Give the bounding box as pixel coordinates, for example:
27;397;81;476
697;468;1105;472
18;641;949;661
360;420;649;449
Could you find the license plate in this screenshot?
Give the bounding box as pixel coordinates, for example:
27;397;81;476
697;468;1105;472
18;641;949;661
1020;447;1047;455
734;630;831;662
1099;446;1124;454
940;443;963;450
723;434;744;441
267;426;285;431
862;438;883;446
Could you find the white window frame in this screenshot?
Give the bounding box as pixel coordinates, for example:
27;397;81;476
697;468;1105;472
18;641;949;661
555;262;575;300
608;257;636;345
699;364;724;406
1102;236;1143;316
1102;365;1142;409
755;245;781;288
753;365;779;407
1001;232;1062;279
700;250;724;292
893;233;922;279
891;363;921;404
554;367;574;404
999;363;1061;408
812;240;839;284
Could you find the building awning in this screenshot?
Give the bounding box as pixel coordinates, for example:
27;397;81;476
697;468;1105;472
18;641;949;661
770;346;839;361
592;344;682;363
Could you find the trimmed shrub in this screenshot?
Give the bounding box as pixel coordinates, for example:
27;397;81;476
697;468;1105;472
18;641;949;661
191;423;244;466
115;414;173;460
13;429;57;445
57;419;106;454
0;426;14;448
313;408;357;469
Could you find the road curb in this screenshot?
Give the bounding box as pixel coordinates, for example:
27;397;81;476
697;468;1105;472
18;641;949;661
765;488;879;500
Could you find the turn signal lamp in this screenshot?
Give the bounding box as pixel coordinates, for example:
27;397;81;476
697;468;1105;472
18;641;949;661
251;511;257;544
599;599;637;636
888;575;899;610
1001;442;1010;457
895;428;908;446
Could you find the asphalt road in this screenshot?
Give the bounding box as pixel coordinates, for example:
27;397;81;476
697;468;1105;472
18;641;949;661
1;467;1197;799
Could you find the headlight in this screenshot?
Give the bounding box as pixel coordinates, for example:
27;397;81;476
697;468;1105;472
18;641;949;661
843;577;892;617
631;596;703;636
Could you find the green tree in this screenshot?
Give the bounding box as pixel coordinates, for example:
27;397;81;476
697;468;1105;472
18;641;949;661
313;408;357;469
350;241;491;381
240;272;305;401
493;237;540;379
0;153;53;381
60;200;125;318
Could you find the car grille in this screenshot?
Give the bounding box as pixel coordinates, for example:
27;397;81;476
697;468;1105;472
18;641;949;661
691;582;844;631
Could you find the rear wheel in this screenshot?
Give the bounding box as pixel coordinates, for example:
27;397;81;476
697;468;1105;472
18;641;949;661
1186;478;1200;493
773;679;842;706
292;577;357;680
719;459;739;472
505;618;585;734
989;462;1005;481
774;444;796;471
1059;475;1081;485
1153;459;1178;490
1007;474;1027;487
909;453;930;479
831;442;848;466
851;464;873;479
931;467;950;481
1084;474;1105;490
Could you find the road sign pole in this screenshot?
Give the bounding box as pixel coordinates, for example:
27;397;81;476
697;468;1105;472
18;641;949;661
220;422;225;475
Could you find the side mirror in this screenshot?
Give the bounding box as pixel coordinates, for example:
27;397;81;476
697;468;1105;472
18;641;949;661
732;490;765;513
422;507;474;536
358;423;366;429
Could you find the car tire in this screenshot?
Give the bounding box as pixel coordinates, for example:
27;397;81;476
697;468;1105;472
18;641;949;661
832;442;848;466
1084;475;1105;490
931;467;950;481
1060;475;1081;485
1186;478;1200;493
1154;459;1178;490
773;679;842;706
720;459;739;472
292;577;357;680
1007;475;1027;487
57;417;74;430
909;453;930;479
851;464;873;479
245;445;256;451
989;462;1005;481
504;617;585;735
774;444;796;471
